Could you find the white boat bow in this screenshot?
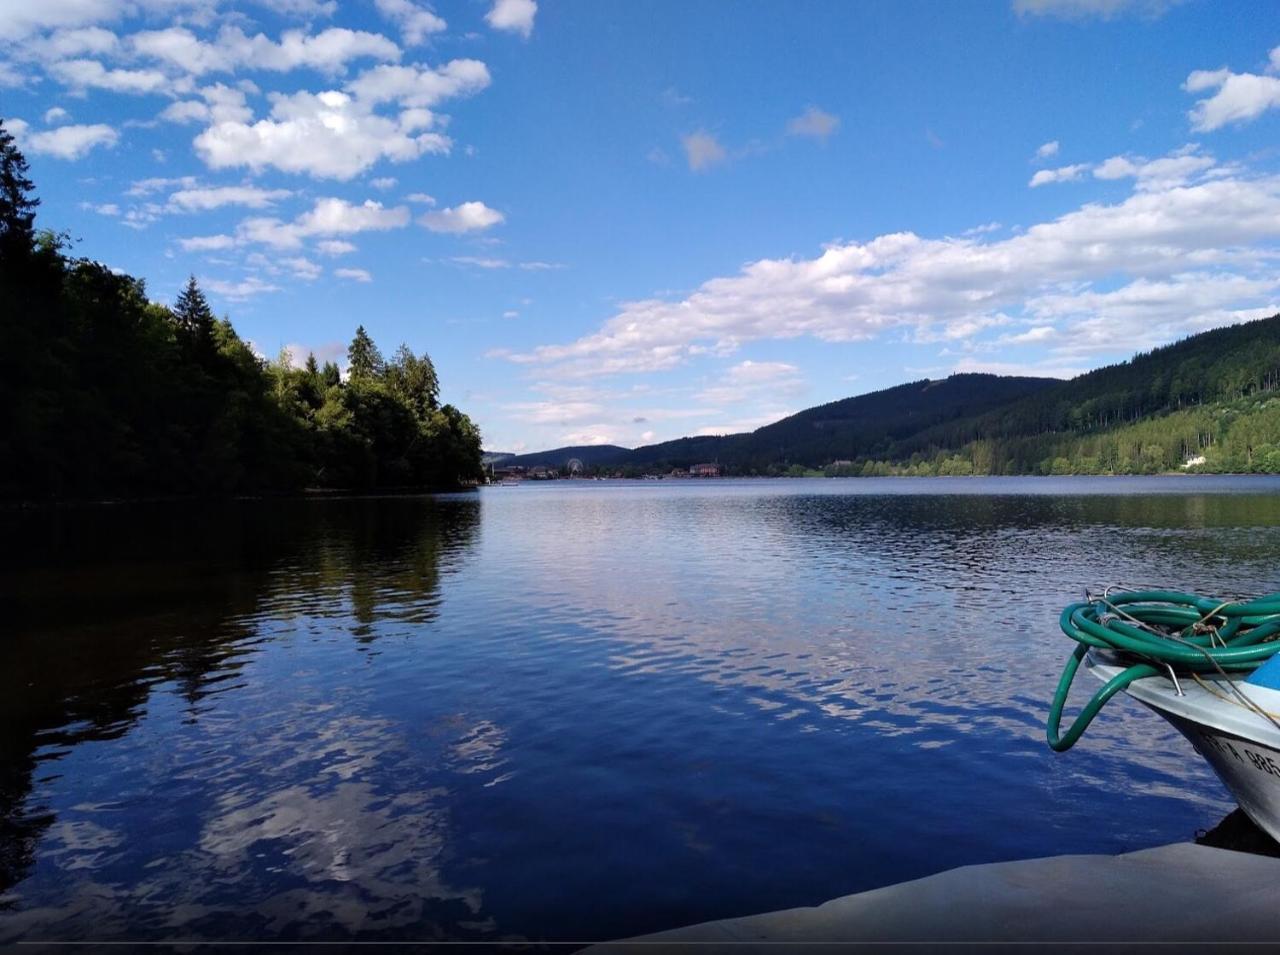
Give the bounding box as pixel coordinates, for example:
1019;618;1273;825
1089;648;1280;842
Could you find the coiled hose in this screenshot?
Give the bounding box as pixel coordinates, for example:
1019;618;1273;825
1047;589;1280;752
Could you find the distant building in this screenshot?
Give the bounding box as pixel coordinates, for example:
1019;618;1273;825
831;460;854;468
529;465;556;479
689;463;721;477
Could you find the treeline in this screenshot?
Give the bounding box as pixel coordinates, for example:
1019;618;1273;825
0;120;482;502
837;395;1280;477
893;318;1280;461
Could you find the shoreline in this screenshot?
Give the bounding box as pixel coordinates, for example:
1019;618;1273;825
5;472;1279;510
0;483;480;512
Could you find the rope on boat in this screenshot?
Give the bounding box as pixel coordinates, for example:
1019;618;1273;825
1046;589;1280;752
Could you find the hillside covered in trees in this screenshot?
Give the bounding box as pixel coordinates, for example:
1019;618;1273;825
503;314;1280;477
0;121;482;503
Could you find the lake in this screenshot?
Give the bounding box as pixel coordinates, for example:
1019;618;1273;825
3;476;1280;945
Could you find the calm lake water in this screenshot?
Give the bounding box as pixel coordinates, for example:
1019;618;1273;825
3;476;1280;944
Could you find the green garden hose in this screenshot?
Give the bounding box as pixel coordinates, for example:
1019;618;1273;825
1046;589;1280;752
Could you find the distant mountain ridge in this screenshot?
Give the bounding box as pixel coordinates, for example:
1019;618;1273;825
491;313;1280;476
498;444;631;469
493;374;1055;471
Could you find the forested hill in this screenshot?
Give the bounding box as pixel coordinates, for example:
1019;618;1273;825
627;373;1057;470
506;313;1280;476
0;121;483;502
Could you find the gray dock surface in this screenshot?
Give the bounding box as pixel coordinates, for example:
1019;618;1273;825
587;842;1280;953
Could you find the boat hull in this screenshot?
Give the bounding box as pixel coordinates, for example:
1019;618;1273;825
1162;715;1280;843
1086;652;1280;843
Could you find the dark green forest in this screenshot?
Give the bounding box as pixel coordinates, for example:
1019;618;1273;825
502;315;1280;477
0;120;482;503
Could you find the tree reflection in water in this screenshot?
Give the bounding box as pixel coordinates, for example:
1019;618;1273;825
0;496;480;935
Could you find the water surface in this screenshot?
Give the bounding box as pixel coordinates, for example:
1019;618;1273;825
3;476;1279;944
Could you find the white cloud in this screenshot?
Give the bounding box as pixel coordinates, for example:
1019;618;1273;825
451;255;509;269
48;58;172;94
43;106;69;124
486;0;537;39
183;198;410;251
193;60;487;179
1035;140;1059;159
506;400;606;426
1091;147;1216;191
178;234;237;252
1028;163;1089;187
786;106;840;141
335;267;372;282
373;0;446;45
129;26;400;77
1013;0;1181;18
256;0;338;16
281;255;322;280
238;198;409;248
998;325;1058;345
167;185;292;212
961;221;1002;236
294;197;409;235
194;89;450;179
345;59;490;107
449;254;560;270
406;191;436;205
681;130;726;172
1185;59;1280;132
317;239;356;256
0;1;207;42
160;84;254;125
202;275;281;299
696;360;806;405
504;151;1280;377
8;118;118;158
1022;272;1280;357
29;26;120;59
127;175;198;196
419;200;504;233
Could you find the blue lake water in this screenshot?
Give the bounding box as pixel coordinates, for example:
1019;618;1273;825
3;476;1280;944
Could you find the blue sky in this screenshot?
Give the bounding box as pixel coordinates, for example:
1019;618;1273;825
3;0;1279;452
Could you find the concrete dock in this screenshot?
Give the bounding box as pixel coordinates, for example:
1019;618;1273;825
587;842;1280;953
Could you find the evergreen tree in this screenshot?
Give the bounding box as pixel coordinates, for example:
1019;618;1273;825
347;325;383;381
173;275;215;343
0;151;486;501
0;119;38;261
386;343;440;418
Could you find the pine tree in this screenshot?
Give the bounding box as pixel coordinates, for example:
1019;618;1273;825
173;275;215;342
0;119;38;261
386;343;440;417
347;325;383;381
321;361;341;388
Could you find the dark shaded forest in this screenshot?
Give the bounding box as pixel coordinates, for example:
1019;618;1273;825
0;120;482;503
